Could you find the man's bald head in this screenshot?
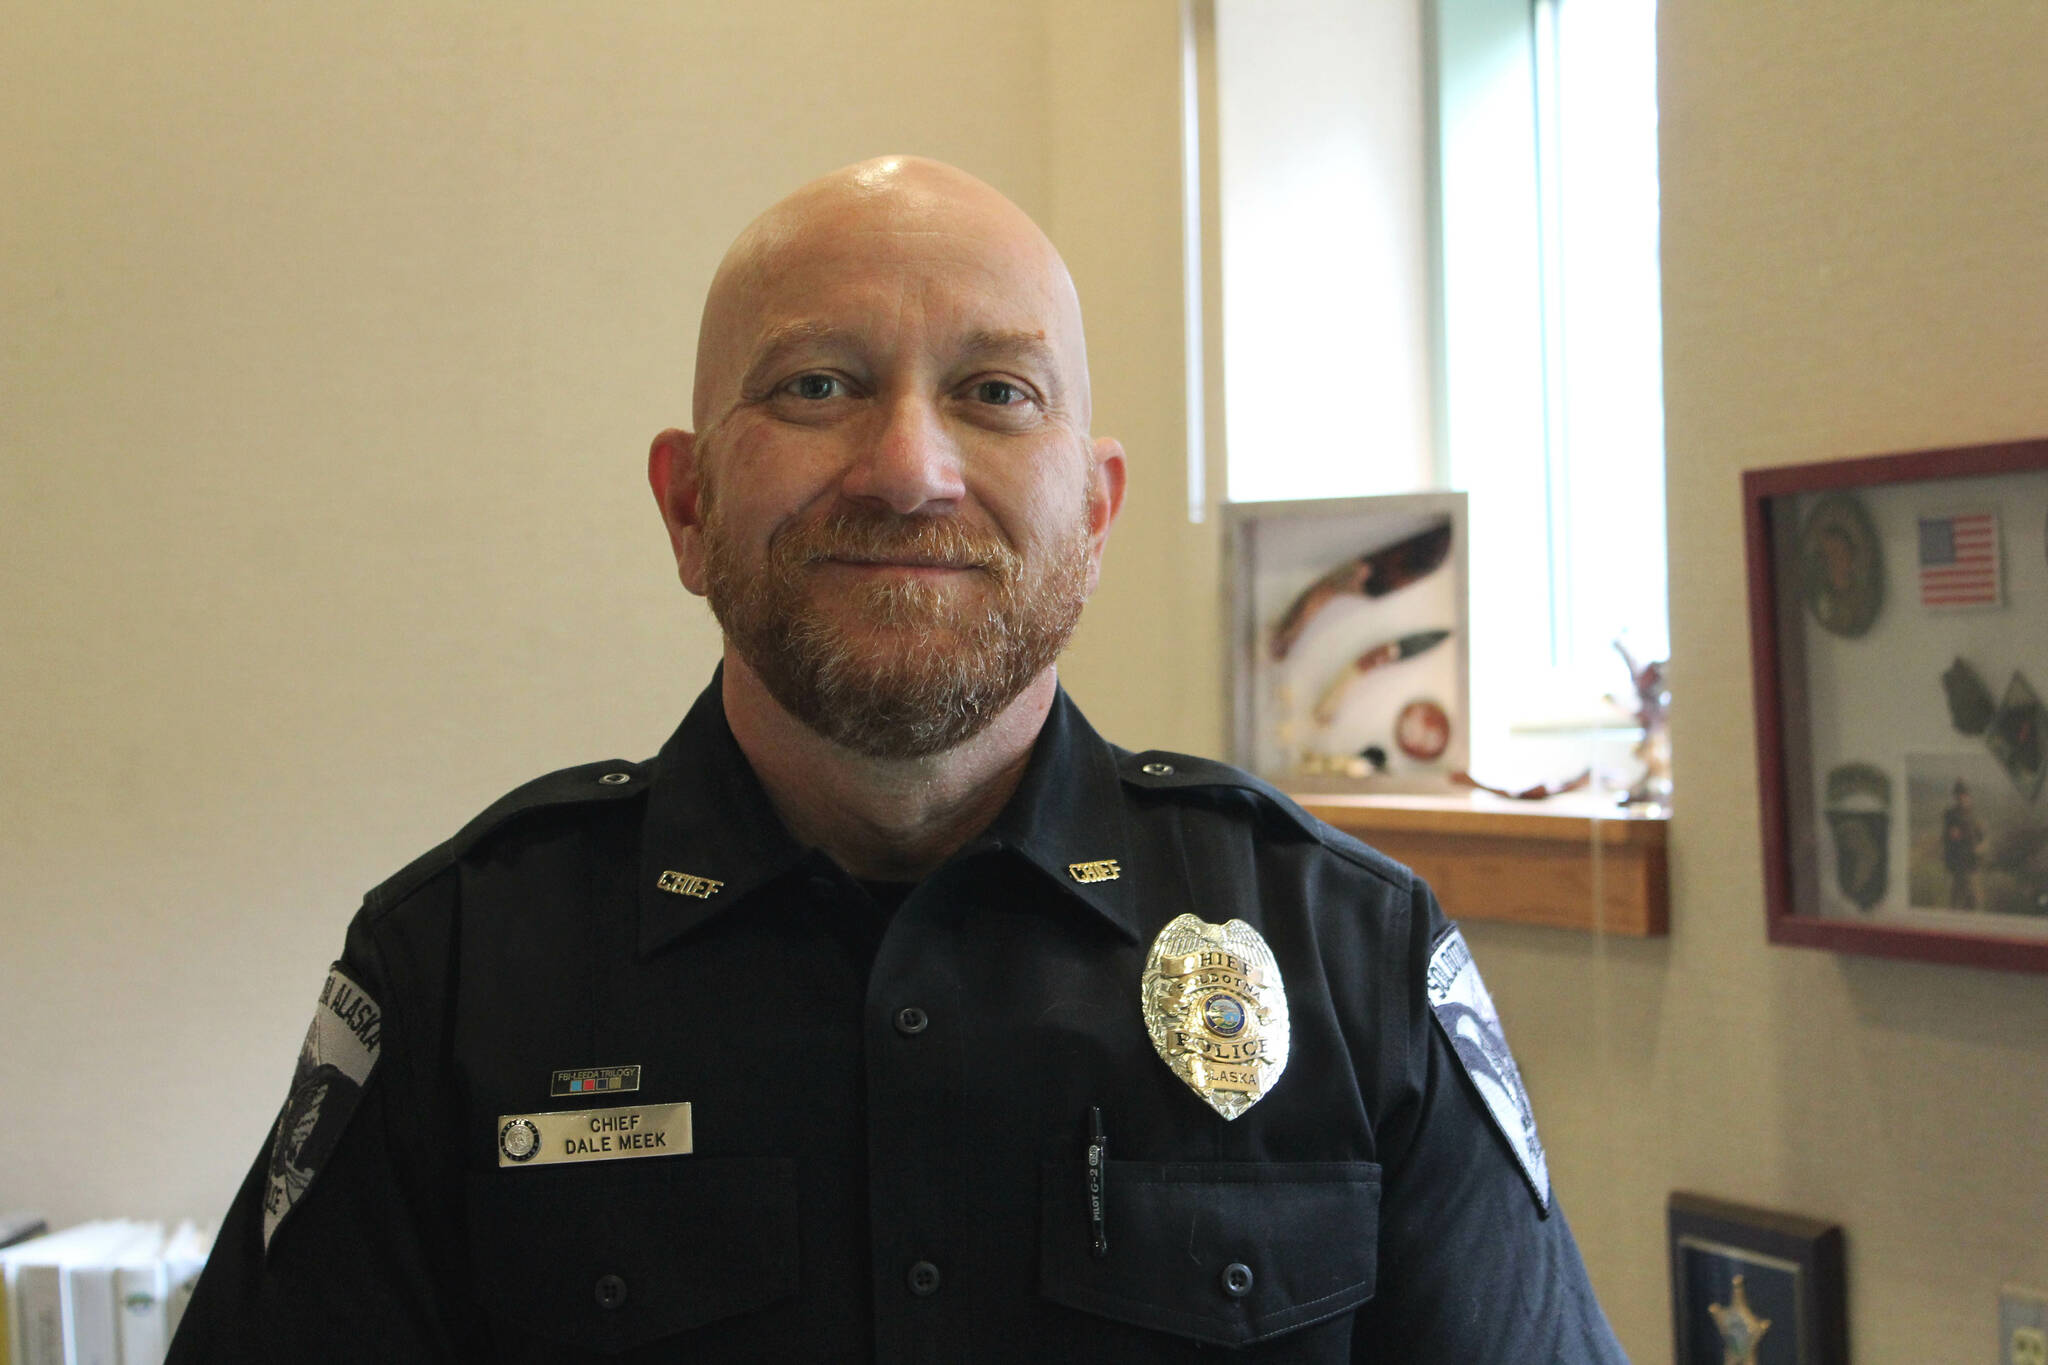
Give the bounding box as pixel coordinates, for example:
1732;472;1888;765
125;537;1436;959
690;156;1093;438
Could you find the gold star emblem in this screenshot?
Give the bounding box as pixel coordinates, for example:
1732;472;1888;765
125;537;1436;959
1709;1274;1771;1365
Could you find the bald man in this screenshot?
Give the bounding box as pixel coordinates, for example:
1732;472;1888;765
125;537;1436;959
171;158;1625;1362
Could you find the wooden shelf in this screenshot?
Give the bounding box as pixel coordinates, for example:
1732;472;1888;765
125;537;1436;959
1295;791;1669;937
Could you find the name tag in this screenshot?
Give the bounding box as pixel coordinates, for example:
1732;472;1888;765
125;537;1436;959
496;1101;693;1168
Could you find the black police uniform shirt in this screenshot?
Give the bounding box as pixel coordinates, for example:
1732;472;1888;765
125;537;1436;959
169;677;1628;1363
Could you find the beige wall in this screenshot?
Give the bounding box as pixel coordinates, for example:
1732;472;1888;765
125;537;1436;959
1469;3;2048;1360
8;3;2048;1362
0;0;1203;1232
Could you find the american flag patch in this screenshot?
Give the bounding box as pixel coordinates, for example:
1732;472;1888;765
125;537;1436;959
1918;511;2000;609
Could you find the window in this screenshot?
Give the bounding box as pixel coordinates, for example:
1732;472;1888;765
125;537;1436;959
1211;0;1436;505
1203;0;1668;783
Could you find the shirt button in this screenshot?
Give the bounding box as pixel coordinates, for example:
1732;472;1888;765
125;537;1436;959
906;1260;942;1296
1220;1262;1254;1298
1142;761;1175;776
894;1006;929;1036
594;1273;628;1309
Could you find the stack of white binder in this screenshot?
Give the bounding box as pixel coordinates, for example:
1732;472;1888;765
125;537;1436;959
0;1220;212;1365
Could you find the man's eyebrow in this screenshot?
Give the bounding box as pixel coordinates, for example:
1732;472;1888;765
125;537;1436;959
960;329;1055;365
741;322;860;384
738;323;1068;396
756;320;855;351
960;330;1065;397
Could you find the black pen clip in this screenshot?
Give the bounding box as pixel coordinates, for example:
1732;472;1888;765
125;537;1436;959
1087;1105;1109;1259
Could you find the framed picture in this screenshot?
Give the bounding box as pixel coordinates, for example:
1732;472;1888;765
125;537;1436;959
1668;1193;1846;1365
1224;494;1470;793
1743;439;2048;972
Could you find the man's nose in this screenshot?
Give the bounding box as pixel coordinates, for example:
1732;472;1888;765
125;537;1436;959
840;395;966;514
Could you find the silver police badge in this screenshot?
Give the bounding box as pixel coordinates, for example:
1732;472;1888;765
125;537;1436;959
1141;914;1289;1119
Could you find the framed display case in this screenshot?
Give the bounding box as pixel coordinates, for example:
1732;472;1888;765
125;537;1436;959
1224;494;1469;794
1667;1193;1846;1365
1743;438;2048;972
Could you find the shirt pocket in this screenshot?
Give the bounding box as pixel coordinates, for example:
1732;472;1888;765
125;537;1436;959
465;1156;799;1355
1038;1160;1379;1350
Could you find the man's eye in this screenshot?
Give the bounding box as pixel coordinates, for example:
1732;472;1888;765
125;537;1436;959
787;374;843;401
973;380;1026;406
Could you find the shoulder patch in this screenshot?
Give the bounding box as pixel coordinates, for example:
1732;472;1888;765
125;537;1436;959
364;758;650;913
263;965;383;1253
1425;928;1550;1212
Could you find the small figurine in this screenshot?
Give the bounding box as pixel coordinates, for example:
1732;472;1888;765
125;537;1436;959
1611;640;1671;808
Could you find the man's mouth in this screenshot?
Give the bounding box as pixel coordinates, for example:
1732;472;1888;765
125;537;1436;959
769;508;1020;585
820;554;981;572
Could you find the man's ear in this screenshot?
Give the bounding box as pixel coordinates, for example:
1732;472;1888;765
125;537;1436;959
1081;435;1128;597
647;428;709;596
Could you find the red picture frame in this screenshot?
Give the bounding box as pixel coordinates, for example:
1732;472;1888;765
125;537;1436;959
1744;438;2048;972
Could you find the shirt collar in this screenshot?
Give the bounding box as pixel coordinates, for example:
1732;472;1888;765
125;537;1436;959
636;672;1142;957
975;684;1142;942
636;671;809;957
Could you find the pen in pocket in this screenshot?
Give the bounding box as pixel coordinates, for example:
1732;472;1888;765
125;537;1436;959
1087;1105;1108;1258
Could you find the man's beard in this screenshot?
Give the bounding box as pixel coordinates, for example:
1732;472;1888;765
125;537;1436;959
700;491;1092;759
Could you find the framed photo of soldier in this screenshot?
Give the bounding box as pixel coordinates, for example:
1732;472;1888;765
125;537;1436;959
1666;1193;1847;1365
1743;438;2048;972
1223;493;1470;794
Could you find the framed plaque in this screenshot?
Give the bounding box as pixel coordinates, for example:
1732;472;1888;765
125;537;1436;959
1743;438;2048;972
1667;1193;1846;1365
1224;493;1470;793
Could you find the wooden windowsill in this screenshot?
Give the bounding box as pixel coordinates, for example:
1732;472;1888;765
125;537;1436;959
1293;790;1670;937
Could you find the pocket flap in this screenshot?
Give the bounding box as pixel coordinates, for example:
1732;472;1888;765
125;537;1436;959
466;1156;798;1354
1040;1160;1380;1349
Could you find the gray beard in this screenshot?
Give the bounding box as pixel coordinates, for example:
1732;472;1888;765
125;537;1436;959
701;502;1089;759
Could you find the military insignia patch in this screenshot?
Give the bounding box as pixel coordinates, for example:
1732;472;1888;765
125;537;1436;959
1824;762;1891;910
263;965;382;1252
1425;928;1549;1211
1140;914;1289;1120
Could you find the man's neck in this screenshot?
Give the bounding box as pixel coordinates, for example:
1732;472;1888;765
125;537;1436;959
719;653;1056;882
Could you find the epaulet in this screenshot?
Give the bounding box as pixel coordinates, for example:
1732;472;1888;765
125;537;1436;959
1116;749;1411;888
1117;749;1317;828
361;758;653;915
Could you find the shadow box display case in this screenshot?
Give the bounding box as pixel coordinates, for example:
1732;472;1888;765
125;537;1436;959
1743;438;2048;972
1225;493;1470;795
